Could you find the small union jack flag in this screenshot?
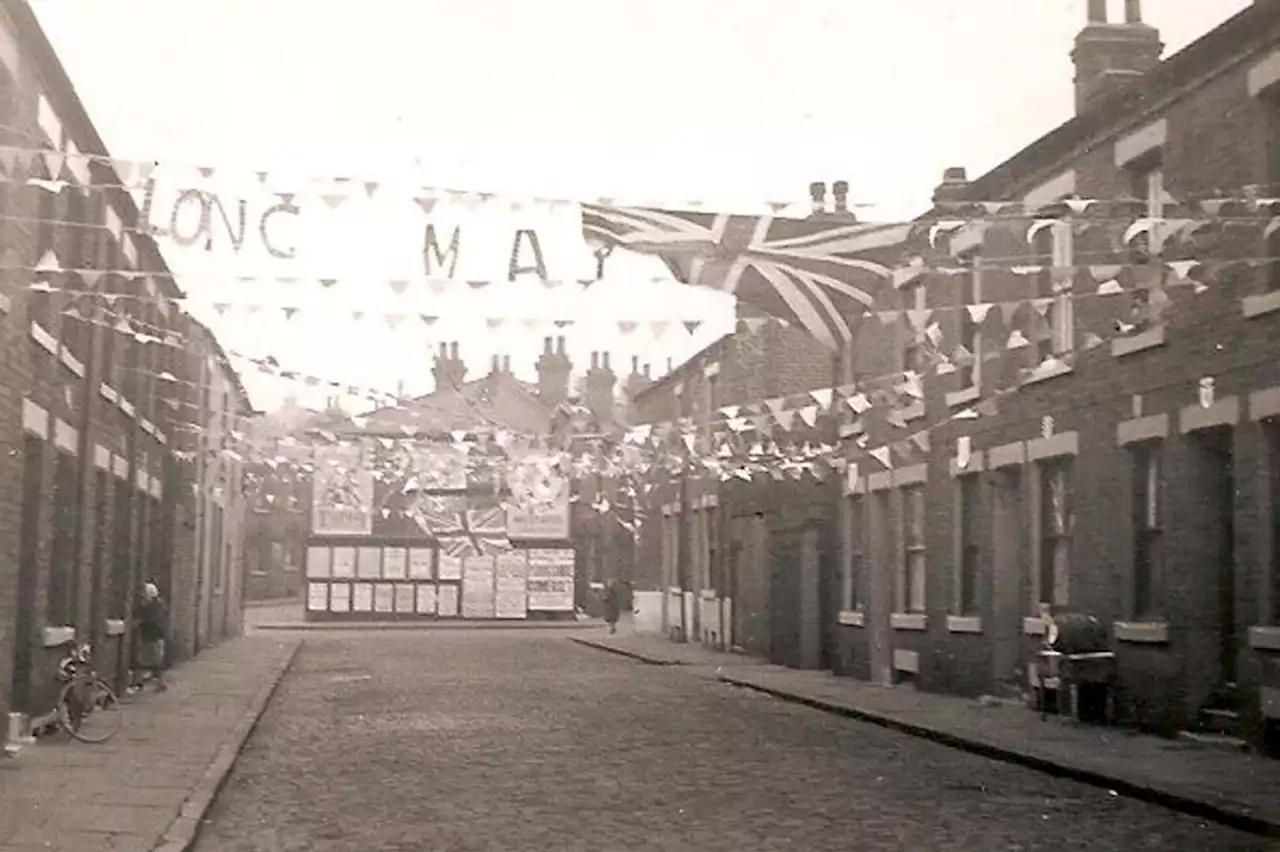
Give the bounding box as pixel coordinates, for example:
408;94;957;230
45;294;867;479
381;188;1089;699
581;205;912;350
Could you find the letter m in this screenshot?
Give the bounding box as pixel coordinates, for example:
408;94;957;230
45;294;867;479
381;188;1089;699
423;224;461;277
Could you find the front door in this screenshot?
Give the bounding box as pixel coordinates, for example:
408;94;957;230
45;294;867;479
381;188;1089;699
990;469;1024;693
866;492;893;685
1196;426;1238;686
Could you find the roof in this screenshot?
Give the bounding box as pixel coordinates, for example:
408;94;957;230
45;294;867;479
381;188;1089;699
968;4;1280;199
357;371;557;436
185;315;252;414
631;333;732;406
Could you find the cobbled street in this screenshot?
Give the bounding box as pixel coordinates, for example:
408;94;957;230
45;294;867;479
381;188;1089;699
193;632;1274;852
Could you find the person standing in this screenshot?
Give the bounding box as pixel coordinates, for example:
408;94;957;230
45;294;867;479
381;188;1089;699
133;582;168;692
603;580;622;635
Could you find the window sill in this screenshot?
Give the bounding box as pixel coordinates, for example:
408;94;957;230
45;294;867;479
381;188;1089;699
945;386;981;408
59;348;85;377
1242;291;1280;319
900;400;925;422
1023;617;1047;636
1114;620;1169;645
1248;625;1280;652
29;321;57;355
42;626;75;648
890;612;927;631
838;609;865;627
946;615;982;634
1110;326;1165;358
1022;359;1073;387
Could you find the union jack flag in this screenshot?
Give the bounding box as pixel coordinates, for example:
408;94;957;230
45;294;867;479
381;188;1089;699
407;496;511;557
581;205;913;350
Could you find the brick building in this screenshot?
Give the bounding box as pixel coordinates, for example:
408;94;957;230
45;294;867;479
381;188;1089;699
833;0;1280;752
629;308;839;661
0;1;250;750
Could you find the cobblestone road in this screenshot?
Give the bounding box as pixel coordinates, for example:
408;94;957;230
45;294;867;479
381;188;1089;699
193;632;1276;852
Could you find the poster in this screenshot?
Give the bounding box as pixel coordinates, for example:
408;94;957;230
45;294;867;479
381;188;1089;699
408;548;434;579
329;583;351;612
311;443;375;535
438;552;463;581
527;548;575;611
437;584;459;616
414;584;437;614
394;583;415;612
357;547;382;579
384;548;408;580
461;556;495;618
306;547;331;579
494;551;529;619
307;583;328;611
505;452;571;540
374;583;395;612
331;547;356;579
352;583;374;611
411;445;468;491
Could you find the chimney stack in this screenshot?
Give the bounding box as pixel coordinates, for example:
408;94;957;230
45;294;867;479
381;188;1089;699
932;166;971;206
431;340;466;393
536;333;572;409
808;181;826;217
1072;0;1162;114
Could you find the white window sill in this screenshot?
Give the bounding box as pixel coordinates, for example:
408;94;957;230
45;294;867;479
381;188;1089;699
945;386;981;408
900;400;925;422
42;626;75;647
838;609;865;627
1110;326;1165;358
60;348;85;377
1023;617;1047;636
1248;625;1280;651
105;619;125;637
1022;359;1073;387
1114;620;1169;644
29;321;57;355
890;612;927;631
1242;291;1280;319
946;615;982;634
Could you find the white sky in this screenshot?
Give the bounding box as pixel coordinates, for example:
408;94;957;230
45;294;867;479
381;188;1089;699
31;0;1248;411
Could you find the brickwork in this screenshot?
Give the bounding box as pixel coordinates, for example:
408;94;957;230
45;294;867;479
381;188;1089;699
835;3;1280;747
0;4;252;742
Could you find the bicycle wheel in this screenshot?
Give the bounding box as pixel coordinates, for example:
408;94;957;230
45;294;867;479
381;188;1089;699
58;677;122;743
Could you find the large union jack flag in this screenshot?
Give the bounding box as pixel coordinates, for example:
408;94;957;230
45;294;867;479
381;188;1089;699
581;205;913;350
406;495;511;557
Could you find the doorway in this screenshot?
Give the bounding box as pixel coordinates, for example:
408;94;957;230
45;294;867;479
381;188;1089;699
990;469;1024;694
1193;426;1238;686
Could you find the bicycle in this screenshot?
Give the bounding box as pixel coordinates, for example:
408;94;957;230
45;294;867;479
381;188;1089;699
55;642;122;743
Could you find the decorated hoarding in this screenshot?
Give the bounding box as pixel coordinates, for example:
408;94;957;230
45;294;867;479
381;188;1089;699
311;443;375;536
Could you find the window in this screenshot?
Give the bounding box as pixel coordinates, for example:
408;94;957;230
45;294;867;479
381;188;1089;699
899;486;926;613
1031;220;1074;362
957;255;982;391
47;450;79;625
1037;462;1071;608
707;506;721;594
957;474;981;615
843;495;864;611
211;504;225;594
110;469;132;618
89;470;109;630
1128;162;1166;328
1131;443;1162;618
901;283;927;375
30;179;55;330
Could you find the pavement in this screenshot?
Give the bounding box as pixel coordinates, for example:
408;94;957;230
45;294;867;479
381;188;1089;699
245;599;603;632
0;636;300;852
571;632;1280;839
189;628;1272;851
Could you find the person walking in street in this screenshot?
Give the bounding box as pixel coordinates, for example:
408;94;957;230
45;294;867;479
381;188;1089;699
133;581;168;692
603;580;622;635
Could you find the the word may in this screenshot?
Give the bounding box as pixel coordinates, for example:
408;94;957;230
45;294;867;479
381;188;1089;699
424;224;548;282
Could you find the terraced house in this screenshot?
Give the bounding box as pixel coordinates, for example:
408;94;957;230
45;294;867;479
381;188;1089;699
0;1;250;751
836;0;1280;754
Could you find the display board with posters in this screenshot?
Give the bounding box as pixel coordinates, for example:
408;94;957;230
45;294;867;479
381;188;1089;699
311;443;375;536
526;548;575;611
461;555;496;618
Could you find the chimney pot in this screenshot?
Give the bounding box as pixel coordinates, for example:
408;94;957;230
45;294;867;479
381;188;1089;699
808;181;826;215
943;166;968;183
502;354;511;373
631;355;639;373
491;354;500;373
556;335;566;355
602;352;610;371
543;336;553;354
1124;0;1141;23
643;363;651;379
832;180;849;214
439;342;448;358
449;341;459;360
590;351;599;370
1087;0;1105;22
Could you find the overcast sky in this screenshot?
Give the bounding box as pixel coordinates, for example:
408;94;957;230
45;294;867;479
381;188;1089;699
32;0;1248;411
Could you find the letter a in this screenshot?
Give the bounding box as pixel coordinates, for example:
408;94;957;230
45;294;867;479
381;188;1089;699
424;224;461;278
508;229;548;283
